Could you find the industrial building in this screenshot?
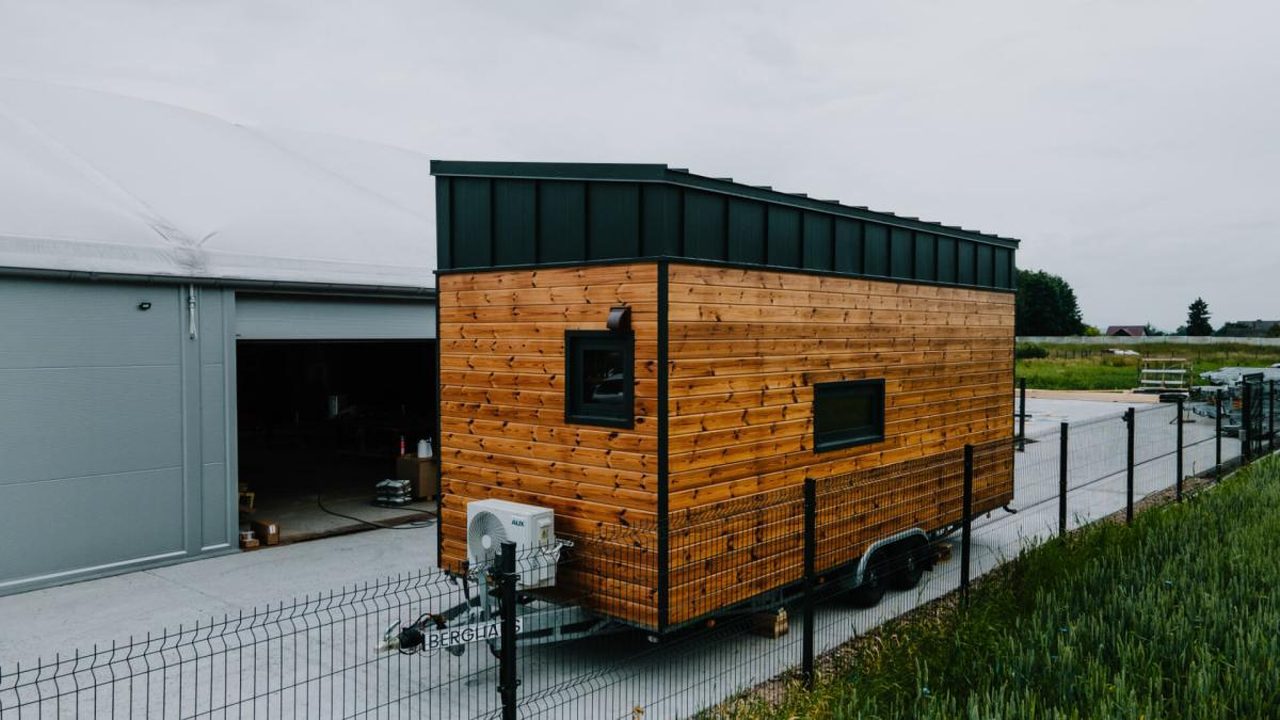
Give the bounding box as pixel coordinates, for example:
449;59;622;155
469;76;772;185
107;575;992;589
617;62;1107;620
0;79;437;594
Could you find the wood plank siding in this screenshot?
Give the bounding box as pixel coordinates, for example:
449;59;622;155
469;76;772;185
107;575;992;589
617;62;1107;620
437;263;661;628
664;263;1015;625
437;260;1015;631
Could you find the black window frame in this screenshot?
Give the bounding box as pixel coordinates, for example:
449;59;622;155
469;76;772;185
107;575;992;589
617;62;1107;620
564;330;635;429
813;378;885;452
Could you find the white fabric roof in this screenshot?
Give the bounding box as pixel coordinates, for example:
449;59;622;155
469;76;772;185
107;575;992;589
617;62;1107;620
0;78;435;289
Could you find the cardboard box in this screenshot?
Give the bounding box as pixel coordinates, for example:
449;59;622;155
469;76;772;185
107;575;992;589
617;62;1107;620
251;519;280;546
396;454;440;500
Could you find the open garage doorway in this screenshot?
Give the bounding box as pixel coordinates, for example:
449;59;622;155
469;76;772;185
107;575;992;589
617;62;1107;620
235;340;437;544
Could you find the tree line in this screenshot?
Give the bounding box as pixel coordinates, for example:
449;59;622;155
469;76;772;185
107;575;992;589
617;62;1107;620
1015;270;1231;337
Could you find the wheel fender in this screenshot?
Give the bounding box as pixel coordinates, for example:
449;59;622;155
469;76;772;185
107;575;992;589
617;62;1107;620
855;529;929;585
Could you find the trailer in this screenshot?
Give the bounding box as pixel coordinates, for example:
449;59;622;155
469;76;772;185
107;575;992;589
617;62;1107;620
425;162;1019;639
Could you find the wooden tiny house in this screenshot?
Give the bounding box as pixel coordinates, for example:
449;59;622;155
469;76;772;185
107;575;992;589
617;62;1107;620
432;162;1018;632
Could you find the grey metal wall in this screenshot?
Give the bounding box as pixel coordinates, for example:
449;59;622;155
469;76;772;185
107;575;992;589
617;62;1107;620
0;279;438;595
234;293;436;340
0;278;236;593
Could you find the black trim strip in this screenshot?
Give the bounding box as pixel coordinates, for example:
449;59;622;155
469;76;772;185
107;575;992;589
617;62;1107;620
656;258;670;633
0;265;438;298
437;255;1017;294
434;269;444;570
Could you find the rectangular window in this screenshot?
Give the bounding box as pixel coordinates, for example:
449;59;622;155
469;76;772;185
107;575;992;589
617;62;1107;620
565;330;634;428
813;379;885;452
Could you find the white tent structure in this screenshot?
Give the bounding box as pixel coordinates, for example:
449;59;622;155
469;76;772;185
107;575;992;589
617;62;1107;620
0;77;435;288
0;79;438;594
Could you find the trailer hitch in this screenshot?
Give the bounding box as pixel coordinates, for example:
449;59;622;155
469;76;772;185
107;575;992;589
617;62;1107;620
380;614;462;656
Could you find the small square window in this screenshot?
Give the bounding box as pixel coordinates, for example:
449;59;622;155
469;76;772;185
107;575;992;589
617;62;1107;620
565;330;634;428
813;379;885;452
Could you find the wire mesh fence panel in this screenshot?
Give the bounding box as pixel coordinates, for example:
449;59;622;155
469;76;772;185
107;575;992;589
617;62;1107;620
0;570;507;719
1007;422;1064;521
1063;411;1131;494
501;490;811;720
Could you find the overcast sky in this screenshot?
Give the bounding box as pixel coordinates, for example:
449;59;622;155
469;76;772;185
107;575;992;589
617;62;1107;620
1;0;1276;330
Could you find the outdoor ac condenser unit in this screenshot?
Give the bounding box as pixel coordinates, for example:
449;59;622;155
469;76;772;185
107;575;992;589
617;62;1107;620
466;499;559;589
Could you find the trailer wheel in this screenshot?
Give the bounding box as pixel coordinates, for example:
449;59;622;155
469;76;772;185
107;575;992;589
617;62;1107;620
848;554;888;607
888;540;927;591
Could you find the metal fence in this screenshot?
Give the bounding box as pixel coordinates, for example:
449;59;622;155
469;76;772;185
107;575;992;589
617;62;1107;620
1;393;1271;719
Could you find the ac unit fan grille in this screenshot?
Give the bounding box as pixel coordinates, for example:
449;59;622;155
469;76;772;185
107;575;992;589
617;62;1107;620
466;510;509;565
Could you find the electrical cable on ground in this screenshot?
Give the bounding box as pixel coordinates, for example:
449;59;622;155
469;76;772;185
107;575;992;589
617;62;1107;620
315;493;436;530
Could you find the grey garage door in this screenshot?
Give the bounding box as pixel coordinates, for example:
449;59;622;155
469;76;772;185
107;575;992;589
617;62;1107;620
0;278;232;593
235;293;436;340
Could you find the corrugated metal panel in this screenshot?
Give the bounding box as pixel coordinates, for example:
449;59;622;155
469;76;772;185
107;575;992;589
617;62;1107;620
539;181;587;263
432;162;1020;291
436;179;452;269
683;191;726;261
451;178;492;268
727;198;766;264
914;232;936;281
235;294;436;340
977;244;995;287
834;219;862;274
937;236;957;283
890;227;913;278
766;206;801;267
864;224;889;276
958;240;977;285
642;185;680;256
493;179;537;265
802;213;833;271
588;182;641;260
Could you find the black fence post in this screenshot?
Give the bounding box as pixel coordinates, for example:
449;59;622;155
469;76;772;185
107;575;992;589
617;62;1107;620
1264;379;1274;450
1018;378;1027;452
1125;407;1135;525
1242;381;1253;464
1058;422;1069;537
1175;396;1184;502
802;478;816;689
498;541;518;720
1215;391;1223;482
961;444;974;605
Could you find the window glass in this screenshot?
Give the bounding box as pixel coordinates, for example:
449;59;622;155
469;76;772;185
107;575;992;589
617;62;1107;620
814;379;885;451
566;331;633;427
582;348;626;407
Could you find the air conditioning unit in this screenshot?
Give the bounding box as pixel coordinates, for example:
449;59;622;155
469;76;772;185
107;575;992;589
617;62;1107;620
466;499;560;588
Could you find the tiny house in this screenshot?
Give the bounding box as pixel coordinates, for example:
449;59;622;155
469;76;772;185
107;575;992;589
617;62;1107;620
431;162;1017;632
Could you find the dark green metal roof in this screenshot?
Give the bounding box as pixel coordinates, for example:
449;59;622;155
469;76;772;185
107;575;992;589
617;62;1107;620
431;161;1019;291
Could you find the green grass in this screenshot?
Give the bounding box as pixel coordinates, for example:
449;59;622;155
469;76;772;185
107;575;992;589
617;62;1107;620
714;457;1280;719
1016;342;1280;390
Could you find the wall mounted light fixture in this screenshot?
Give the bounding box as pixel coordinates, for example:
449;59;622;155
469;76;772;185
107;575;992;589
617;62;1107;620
607;305;630;332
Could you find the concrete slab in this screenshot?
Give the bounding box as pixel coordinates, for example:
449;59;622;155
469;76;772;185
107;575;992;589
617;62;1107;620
0;522;436;661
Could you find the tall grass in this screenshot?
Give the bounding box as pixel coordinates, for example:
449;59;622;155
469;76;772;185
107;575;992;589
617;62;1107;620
717;457;1280;719
1016;342;1280;390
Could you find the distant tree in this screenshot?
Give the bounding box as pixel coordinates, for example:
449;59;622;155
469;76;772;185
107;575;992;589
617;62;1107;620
1015;269;1086;336
1268;324;1280;339
1143;323;1167;337
1082;325;1102;337
1186;298;1213;336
